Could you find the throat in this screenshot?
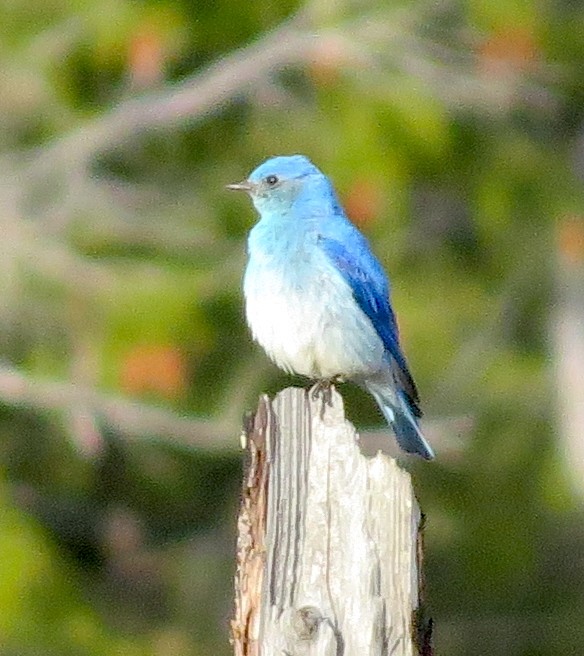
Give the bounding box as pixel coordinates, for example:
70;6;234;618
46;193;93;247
249;220;316;272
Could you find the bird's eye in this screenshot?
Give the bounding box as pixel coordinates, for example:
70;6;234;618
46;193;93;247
265;174;279;186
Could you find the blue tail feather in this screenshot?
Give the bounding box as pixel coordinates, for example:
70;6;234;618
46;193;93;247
366;383;435;460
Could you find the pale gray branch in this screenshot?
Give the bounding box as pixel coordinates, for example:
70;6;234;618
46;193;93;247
26;3;549;181
0;364;466;457
0;363;234;450
554;225;584;497
31;18;315;172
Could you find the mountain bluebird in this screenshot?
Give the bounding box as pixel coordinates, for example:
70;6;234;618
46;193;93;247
228;155;434;460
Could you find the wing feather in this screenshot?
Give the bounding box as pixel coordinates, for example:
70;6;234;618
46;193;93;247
318;234;421;416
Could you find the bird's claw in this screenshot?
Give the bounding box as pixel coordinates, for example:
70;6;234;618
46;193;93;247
310;377;345;417
311;379;333;405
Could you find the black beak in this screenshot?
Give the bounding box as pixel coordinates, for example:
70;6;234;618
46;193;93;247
226;180;253;192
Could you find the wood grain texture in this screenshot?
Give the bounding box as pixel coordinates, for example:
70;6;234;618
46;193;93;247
232;386;431;656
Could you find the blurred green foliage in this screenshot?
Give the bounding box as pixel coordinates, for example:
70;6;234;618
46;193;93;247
0;0;583;654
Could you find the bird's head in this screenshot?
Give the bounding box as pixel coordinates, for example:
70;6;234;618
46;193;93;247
227;155;326;216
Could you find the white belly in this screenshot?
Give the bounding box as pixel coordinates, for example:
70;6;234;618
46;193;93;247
243;260;385;380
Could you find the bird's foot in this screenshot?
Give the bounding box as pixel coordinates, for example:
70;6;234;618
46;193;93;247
310;377;344;417
311;379;333;404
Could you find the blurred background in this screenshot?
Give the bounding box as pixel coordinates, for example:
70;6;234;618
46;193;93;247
0;0;583;654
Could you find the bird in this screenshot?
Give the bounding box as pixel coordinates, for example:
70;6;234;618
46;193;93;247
227;155;434;460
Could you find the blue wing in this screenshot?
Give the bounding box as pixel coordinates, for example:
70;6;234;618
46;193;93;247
318;232;421;415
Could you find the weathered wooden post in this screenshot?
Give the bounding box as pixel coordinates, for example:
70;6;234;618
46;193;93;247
231;386;432;656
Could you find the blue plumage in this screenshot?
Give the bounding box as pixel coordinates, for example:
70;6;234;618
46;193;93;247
228;155;434;460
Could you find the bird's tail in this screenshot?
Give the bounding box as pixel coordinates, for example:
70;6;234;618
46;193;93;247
365;381;435;460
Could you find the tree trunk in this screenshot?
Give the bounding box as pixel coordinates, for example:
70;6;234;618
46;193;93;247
555;219;584;496
231;386;432;656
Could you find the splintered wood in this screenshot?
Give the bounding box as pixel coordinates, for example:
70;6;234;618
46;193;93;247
231;387;432;656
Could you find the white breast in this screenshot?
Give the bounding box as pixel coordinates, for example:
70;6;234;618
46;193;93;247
243;251;385;380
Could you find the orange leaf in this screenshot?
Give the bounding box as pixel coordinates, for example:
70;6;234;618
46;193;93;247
478;27;538;76
128;24;164;88
344;178;384;227
558;216;584;266
120;344;187;399
307;35;360;87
